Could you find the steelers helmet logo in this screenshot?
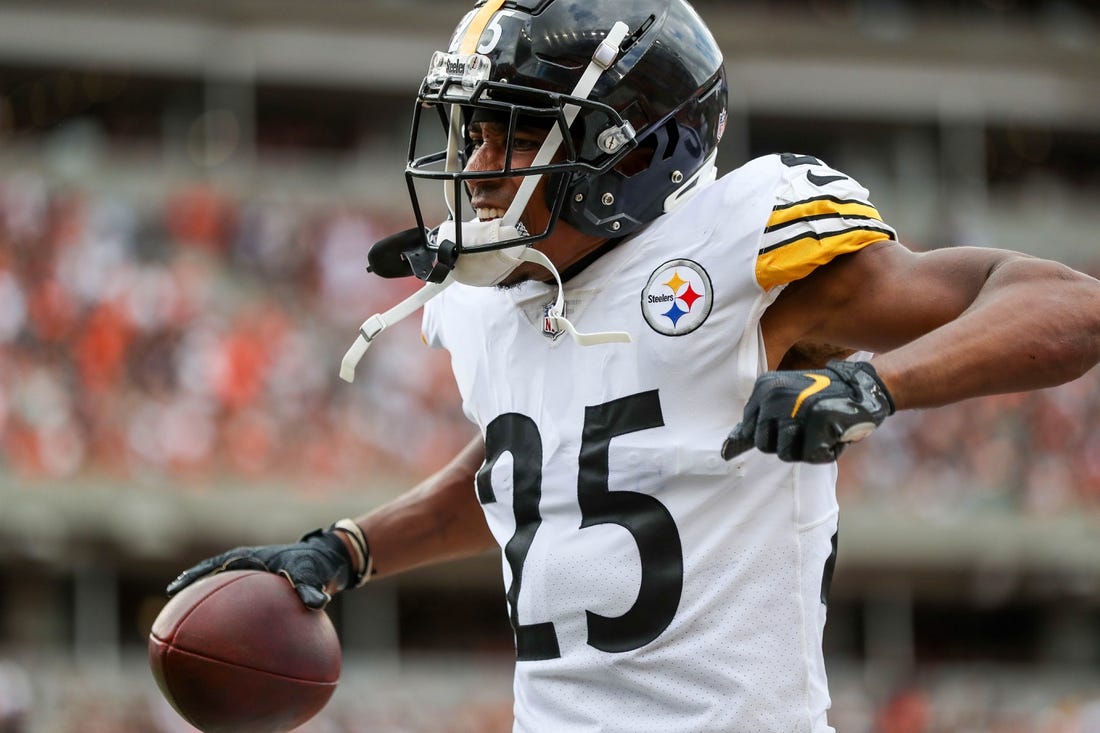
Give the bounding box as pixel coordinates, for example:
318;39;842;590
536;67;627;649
641;259;713;336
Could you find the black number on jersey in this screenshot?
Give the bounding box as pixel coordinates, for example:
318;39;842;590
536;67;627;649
477;390;684;661
476;413;561;660
579;390;682;652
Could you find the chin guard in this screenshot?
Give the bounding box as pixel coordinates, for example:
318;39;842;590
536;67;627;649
367;227;455;283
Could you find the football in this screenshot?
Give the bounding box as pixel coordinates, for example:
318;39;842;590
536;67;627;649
148;570;341;733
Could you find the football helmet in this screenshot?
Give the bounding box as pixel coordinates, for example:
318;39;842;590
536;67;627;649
378;0;728;282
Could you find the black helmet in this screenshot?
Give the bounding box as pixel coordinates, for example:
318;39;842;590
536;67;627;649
385;0;727;281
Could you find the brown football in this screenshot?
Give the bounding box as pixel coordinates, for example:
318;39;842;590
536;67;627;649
149;570;341;733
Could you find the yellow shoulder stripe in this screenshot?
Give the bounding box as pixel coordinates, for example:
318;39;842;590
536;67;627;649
768;198;882;230
460;0;507;54
756;228;891;290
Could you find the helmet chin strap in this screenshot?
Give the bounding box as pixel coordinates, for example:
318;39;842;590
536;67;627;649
340;21;634;383
338;245;631;383
339;276;454;383
517;248;630;346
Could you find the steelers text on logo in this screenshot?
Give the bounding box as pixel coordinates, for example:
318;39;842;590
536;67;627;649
641;259;713;336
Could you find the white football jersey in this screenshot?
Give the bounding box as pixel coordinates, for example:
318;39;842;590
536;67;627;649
422;154;896;733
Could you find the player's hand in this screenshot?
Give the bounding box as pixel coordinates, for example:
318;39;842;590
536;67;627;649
166;528;355;610
721;360;895;464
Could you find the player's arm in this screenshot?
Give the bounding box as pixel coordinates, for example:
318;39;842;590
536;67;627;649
726;241;1100;462
765;241;1100;405
168;435;493;607
349;435;494;579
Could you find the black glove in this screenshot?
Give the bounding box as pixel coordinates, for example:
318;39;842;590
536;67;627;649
166;528;354;610
721;360;895;464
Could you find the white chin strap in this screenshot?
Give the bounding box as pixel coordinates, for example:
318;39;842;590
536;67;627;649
339;277;453;383
517;248;630;346
338;248;630;383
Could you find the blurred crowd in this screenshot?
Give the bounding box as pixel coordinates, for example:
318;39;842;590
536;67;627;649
840;368;1100;517
0;173;474;491
0;172;1098;513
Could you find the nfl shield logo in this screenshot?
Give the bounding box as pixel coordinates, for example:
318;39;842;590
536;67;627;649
542;299;565;340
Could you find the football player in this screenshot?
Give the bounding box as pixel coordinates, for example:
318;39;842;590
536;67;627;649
168;1;1100;731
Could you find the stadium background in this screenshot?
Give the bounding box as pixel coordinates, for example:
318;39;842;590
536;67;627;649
0;0;1098;730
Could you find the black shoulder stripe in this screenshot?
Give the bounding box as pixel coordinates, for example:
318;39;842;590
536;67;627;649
759;224;896;255
765;212;883;234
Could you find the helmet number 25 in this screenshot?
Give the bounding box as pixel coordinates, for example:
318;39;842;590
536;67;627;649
476;390;684;661
476;12;511;55
450;9;521;55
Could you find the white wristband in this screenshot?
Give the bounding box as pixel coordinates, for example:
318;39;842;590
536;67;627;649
331;518;373;588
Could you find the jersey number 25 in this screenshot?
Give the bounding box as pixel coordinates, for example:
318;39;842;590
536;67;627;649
476;390;684;661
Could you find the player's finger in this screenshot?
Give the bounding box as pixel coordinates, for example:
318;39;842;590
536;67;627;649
806;438;847;464
721;427;754;460
800;412;849;463
722;397;760;460
221;555;269;573
166;556;227;595
802;439;839;464
775;420;803;462
754;417;778;454
294;584;331;610
167;550;270;596
274;563;332;610
271;567;329;610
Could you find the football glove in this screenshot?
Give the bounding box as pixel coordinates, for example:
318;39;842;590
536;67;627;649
721;360;895;464
166;522;370;610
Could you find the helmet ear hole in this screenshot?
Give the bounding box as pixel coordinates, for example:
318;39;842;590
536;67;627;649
616;134;658;178
615;116;678;178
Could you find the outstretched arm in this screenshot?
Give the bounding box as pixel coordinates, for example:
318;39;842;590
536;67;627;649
168;435;494;605
725;242;1100;463
352;435;494;579
761;242;1100;409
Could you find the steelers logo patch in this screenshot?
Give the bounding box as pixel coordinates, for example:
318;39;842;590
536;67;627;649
641;259;713;336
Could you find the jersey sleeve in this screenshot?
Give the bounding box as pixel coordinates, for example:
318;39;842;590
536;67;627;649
756;153;897;291
421;296;444;349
